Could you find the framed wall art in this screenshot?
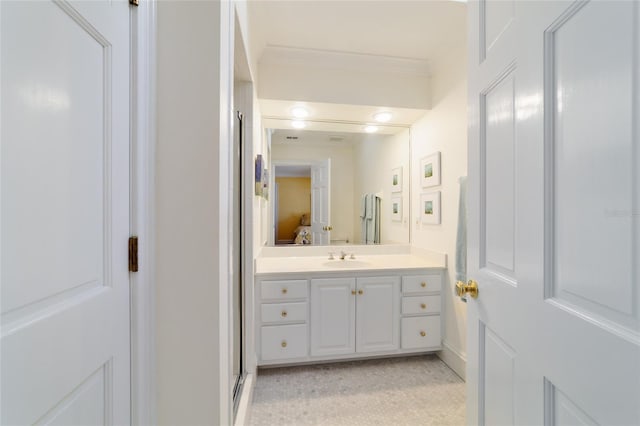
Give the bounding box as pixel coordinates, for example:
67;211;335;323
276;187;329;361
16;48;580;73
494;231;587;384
420;191;441;225
420;152;441;188
391;167;403;193
391;196;402;222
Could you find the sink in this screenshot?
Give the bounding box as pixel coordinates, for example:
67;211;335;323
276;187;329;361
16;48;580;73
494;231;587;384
322;260;371;268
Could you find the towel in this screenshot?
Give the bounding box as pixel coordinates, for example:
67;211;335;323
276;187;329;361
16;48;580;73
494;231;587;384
455;177;468;294
365;194;374;220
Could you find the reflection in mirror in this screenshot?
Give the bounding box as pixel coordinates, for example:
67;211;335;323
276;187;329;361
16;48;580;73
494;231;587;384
268;122;410;246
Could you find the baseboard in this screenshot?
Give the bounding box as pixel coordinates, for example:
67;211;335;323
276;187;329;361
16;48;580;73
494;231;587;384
437;340;466;381
233;373;255;426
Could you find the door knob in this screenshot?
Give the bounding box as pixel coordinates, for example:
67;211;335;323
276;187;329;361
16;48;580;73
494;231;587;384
455;279;479;299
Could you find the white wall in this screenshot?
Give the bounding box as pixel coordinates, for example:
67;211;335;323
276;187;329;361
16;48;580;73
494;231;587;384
353;129;411;244
155;1;234;424
271;142;355;243
411;43;468;378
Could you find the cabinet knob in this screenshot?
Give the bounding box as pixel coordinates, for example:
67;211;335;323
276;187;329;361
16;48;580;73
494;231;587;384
358;289;364;295
420;331;426;337
351;289;356;295
281;340;287;348
281;310;287;317
421;282;426;288
282;288;288;294
420;303;426;309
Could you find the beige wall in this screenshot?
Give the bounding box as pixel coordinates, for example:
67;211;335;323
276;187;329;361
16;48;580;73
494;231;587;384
156;1;234;423
271;142;355;244
276;177;311;241
411;42;468;378
352;129;411;244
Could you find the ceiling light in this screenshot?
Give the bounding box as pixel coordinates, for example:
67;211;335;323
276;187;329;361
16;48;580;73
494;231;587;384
291;120;306;129
291;107;309;118
373;112;392;123
364;125;378;133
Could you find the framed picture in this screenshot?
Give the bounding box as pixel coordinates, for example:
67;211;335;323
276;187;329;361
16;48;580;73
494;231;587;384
391;167;403;193
391;196;402;222
255;155;263;196
420;191;441;225
420;152;441;188
262;168;269;200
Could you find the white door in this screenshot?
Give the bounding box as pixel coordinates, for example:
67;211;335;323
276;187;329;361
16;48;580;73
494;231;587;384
310;278;355;356
311;159;330;245
1;1;131;424
465;1;640;425
355;276;399;353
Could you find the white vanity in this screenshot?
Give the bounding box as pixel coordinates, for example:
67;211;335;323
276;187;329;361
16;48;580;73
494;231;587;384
254;247;446;366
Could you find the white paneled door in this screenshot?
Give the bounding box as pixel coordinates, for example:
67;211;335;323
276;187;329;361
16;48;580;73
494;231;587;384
311;159;330;245
466;1;640;425
1;1;131;424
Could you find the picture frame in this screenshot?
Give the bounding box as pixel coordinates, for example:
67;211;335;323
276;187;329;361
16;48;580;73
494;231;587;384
420;152;441;188
391;167;403;193
420;191;441;225
255;154;263;196
262;168;269;200
391;196;402;222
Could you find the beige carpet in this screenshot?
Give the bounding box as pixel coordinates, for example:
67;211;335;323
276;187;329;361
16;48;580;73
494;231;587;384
247;355;465;426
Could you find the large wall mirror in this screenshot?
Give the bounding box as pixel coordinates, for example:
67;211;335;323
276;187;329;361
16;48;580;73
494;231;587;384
266;119;411;246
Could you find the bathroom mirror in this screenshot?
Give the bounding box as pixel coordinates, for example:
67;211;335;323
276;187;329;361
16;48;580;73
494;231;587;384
266;119;410;246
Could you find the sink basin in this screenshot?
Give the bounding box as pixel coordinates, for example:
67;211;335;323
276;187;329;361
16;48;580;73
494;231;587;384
322;260;371;268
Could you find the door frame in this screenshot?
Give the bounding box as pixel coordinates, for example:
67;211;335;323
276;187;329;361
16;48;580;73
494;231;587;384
130;1;157;424
269;160;317;246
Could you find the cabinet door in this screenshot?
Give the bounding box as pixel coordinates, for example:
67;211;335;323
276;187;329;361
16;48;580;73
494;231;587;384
356;276;400;353
310;278;356;356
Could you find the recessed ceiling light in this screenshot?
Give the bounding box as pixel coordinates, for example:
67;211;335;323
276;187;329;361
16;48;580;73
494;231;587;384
364;125;378;133
291;120;306;129
373;112;392;123
291;107;309;118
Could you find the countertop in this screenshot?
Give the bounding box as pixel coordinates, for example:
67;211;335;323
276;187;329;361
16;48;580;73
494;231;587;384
255;253;445;275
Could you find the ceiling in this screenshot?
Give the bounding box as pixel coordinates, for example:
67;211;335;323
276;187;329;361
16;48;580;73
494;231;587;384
249;1;467;63
249;1;467;127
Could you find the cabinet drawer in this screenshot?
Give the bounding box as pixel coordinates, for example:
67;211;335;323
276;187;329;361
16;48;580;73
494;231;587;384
402;295;440;315
402;274;441;294
261;280;308;300
401;316;441;350
261;324;308;361
261;302;307;324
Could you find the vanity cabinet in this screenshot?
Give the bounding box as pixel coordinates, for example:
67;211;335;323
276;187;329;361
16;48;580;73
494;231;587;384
256;268;443;365
355;276;400;353
310;276;400;357
310;278;356;356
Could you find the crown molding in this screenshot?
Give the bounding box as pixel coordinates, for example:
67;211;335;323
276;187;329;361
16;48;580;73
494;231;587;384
259;45;431;76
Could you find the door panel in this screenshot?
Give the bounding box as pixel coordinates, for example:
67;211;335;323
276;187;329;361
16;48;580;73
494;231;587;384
549;0;638;329
1;1;130;424
310;278;355;356
467;1;640;425
481;324;515;426
355;276;399;353
482;70;516;278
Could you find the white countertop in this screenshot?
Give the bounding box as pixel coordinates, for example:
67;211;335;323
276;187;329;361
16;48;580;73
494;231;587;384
255;253;445;275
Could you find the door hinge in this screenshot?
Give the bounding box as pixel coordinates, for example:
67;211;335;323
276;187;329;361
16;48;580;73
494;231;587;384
129;0;139;7
129;236;139;272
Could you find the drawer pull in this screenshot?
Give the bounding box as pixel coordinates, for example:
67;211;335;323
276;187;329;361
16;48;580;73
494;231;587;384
421;303;426;309
281;310;288;318
282;288;288;294
281;340;287;348
421;282;426;288
420;331;426;337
